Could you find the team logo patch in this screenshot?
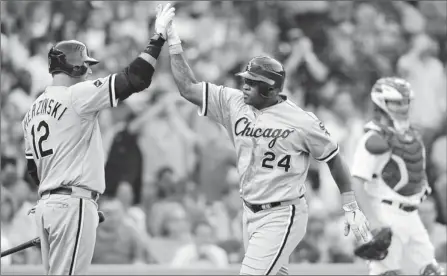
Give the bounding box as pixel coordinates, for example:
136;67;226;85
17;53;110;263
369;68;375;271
247;62;252;71
93;80;103;87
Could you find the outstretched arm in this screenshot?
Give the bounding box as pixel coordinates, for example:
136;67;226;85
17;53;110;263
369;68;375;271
167;23;203;107
114;4;176;102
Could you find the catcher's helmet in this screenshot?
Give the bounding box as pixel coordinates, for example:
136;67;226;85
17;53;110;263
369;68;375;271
236;56;286;92
48;40;99;78
371;77;414;121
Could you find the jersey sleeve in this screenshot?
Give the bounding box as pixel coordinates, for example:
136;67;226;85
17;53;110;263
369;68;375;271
198;82;242;126
24;131;34;160
351;131;388;182
22;121;34;160
299;112;339;162
71;74;118;116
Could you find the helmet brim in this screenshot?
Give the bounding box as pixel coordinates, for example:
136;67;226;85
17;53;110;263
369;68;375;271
85;56;99;65
236;71;274;86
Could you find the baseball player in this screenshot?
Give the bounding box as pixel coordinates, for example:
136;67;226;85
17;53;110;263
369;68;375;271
21;5;175;275
164;12;371;275
351;77;445;275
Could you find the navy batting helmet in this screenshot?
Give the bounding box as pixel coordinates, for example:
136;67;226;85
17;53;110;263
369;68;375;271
48;40;99;78
236;56;286;91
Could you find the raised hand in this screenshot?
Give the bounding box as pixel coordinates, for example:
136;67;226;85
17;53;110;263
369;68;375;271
155;3;175;39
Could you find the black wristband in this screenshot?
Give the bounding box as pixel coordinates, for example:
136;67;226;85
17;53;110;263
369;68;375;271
143;33;166;59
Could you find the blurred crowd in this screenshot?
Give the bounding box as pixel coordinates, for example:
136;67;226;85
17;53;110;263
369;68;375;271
1;0;446;268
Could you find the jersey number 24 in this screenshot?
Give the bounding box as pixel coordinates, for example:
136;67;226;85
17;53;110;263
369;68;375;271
262;151;291;172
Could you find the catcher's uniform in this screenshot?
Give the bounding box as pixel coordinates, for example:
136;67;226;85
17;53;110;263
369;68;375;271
199;82;339;275
22;75;117;274
351;121;434;274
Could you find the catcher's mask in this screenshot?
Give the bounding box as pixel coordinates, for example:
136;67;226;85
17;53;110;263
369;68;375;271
48;40;99;78
236;56;285;98
371;77;414;123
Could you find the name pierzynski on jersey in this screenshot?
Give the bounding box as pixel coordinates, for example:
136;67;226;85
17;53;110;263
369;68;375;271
234;117;294;148
23;98;67;129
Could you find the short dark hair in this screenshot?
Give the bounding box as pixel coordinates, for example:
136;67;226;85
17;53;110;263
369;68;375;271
191;219;212;235
156;166;174;181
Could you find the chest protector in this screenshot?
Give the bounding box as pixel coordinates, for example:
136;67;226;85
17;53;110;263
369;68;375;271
366;122;427;196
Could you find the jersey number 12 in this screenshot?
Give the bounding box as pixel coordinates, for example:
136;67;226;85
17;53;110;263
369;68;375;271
31;120;54;159
262;151;291;172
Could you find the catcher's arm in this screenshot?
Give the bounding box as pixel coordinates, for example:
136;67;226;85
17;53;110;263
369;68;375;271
350;130;390;229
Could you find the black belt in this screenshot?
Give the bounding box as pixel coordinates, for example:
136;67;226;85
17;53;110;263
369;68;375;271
381;199;418;212
245;195;304;213
42;187;99;201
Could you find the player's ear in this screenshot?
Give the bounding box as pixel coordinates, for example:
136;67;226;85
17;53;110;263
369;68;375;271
268;87;279;97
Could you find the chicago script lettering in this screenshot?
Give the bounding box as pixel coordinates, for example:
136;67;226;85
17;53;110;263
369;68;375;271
234;117;294;148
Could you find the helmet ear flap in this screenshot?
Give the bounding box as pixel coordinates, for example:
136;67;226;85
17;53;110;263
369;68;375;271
72;64;88;76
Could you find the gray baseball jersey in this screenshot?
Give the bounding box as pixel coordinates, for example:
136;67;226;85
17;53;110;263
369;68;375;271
22;74;118;196
198;82;339;204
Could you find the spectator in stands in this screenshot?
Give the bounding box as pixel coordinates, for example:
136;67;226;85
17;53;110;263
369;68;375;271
1;158;40;265
27;36;52;98
418;197;447;259
206;168;244;263
93;197;146;265
104;102;143;203
431;135;447;224
397;33;446;147
146;202;192;264
171;220;229;268
1;188;15;264
325;216;356;263
207;167;243;243
180;179;208;227
115;181;146;235
7;68;34;116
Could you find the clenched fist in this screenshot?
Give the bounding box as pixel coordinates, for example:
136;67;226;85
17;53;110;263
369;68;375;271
155;3;175;39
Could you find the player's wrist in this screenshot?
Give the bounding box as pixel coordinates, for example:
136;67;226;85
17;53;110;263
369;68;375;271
167;22;182;54
143;33;166;60
169;43;183;55
341;191;359;211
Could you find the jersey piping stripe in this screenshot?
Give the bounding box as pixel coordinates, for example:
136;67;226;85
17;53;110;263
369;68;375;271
198;82;209;116
111;74;117;107
316;144;339;162
108;75;113;107
69;198;85;275
25;153;33;159
265;204;295;275
108;74;117;107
